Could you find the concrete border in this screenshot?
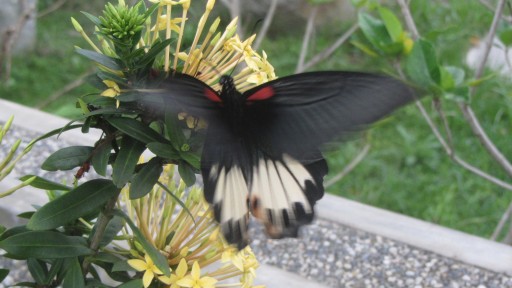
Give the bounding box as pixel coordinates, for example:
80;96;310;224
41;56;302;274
318;195;512;274
2;98;512;277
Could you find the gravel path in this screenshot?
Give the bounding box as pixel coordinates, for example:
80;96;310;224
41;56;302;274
1;123;511;288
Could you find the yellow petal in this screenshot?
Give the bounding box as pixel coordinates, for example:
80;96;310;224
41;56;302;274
158;275;173;285
198;276;217;287
143;269;155;288
191;261;201;279
127;259;148;272
176;258;188;277
101;88;118;97
176;276;195;287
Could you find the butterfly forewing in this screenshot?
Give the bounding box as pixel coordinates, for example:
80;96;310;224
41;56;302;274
243;71;415;160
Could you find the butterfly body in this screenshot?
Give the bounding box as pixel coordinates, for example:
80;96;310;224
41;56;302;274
143;71;415;249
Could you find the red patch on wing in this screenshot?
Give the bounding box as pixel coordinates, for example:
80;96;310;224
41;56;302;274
246;86;275;101
204;88;221;102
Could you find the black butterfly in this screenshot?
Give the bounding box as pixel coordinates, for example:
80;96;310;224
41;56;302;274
142;71;415;249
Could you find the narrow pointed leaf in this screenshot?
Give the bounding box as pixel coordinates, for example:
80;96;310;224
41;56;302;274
180;152;200;170
147;142;180;160
42;146;93;171
76;48;121;70
0;269;9;283
130;158;163;199
27;179;118;230
165;110;186;151
27;258;48;284
0;231;93;258
19;175;71;191
92;143;112;176
113;210;170;277
97;215;125;248
63;257;85;288
117;279;143;288
107;117;166;144
24;124;83;152
178;162;196;187
112;137;146;188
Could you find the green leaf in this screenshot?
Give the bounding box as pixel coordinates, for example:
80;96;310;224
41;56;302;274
136;38;174;69
9;282;36;287
91;143;112;177
117;279;143;288
113;210;170;277
378;7;403;42
358;12;391;50
27;258;48;284
499;28;512;46
178;163;196;187
107;117;166;144
165;110;186;151
444;66;465;86
76;48;122;71
112;260;135;272
439;66;455;90
19;175;71;191
0;269;8;282
46;258;64;283
130;158;163;199
98;215;125;248
24;124;83;153
63;258;85;288
112;137;146;188
180;152;200;170
156;182;194;221
0;225;29;241
41;146;93;171
405;39;441;90
146;142;180;160
27;179;118;230
0;231;93;259
350;40;379;57
81;11;102;26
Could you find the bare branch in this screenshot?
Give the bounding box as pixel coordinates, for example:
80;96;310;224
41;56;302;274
295;6;318;73
300;22;359;73
38;0;68;18
0;0;34;81
458;104;512;176
325;143;371;188
491;201;512;241
253;0;278;51
36;68;94;109
397;0;419;40
472;0;507;83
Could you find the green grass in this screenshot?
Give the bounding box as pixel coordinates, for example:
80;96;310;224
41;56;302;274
1;2;512;239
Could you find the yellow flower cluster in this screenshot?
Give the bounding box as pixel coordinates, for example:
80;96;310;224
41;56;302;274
123;165;263;288
72;0;276;98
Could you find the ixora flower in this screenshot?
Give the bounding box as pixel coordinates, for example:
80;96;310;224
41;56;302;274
122;165;263;288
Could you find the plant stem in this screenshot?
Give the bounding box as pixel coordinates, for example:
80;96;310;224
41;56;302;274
82;189;121;275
